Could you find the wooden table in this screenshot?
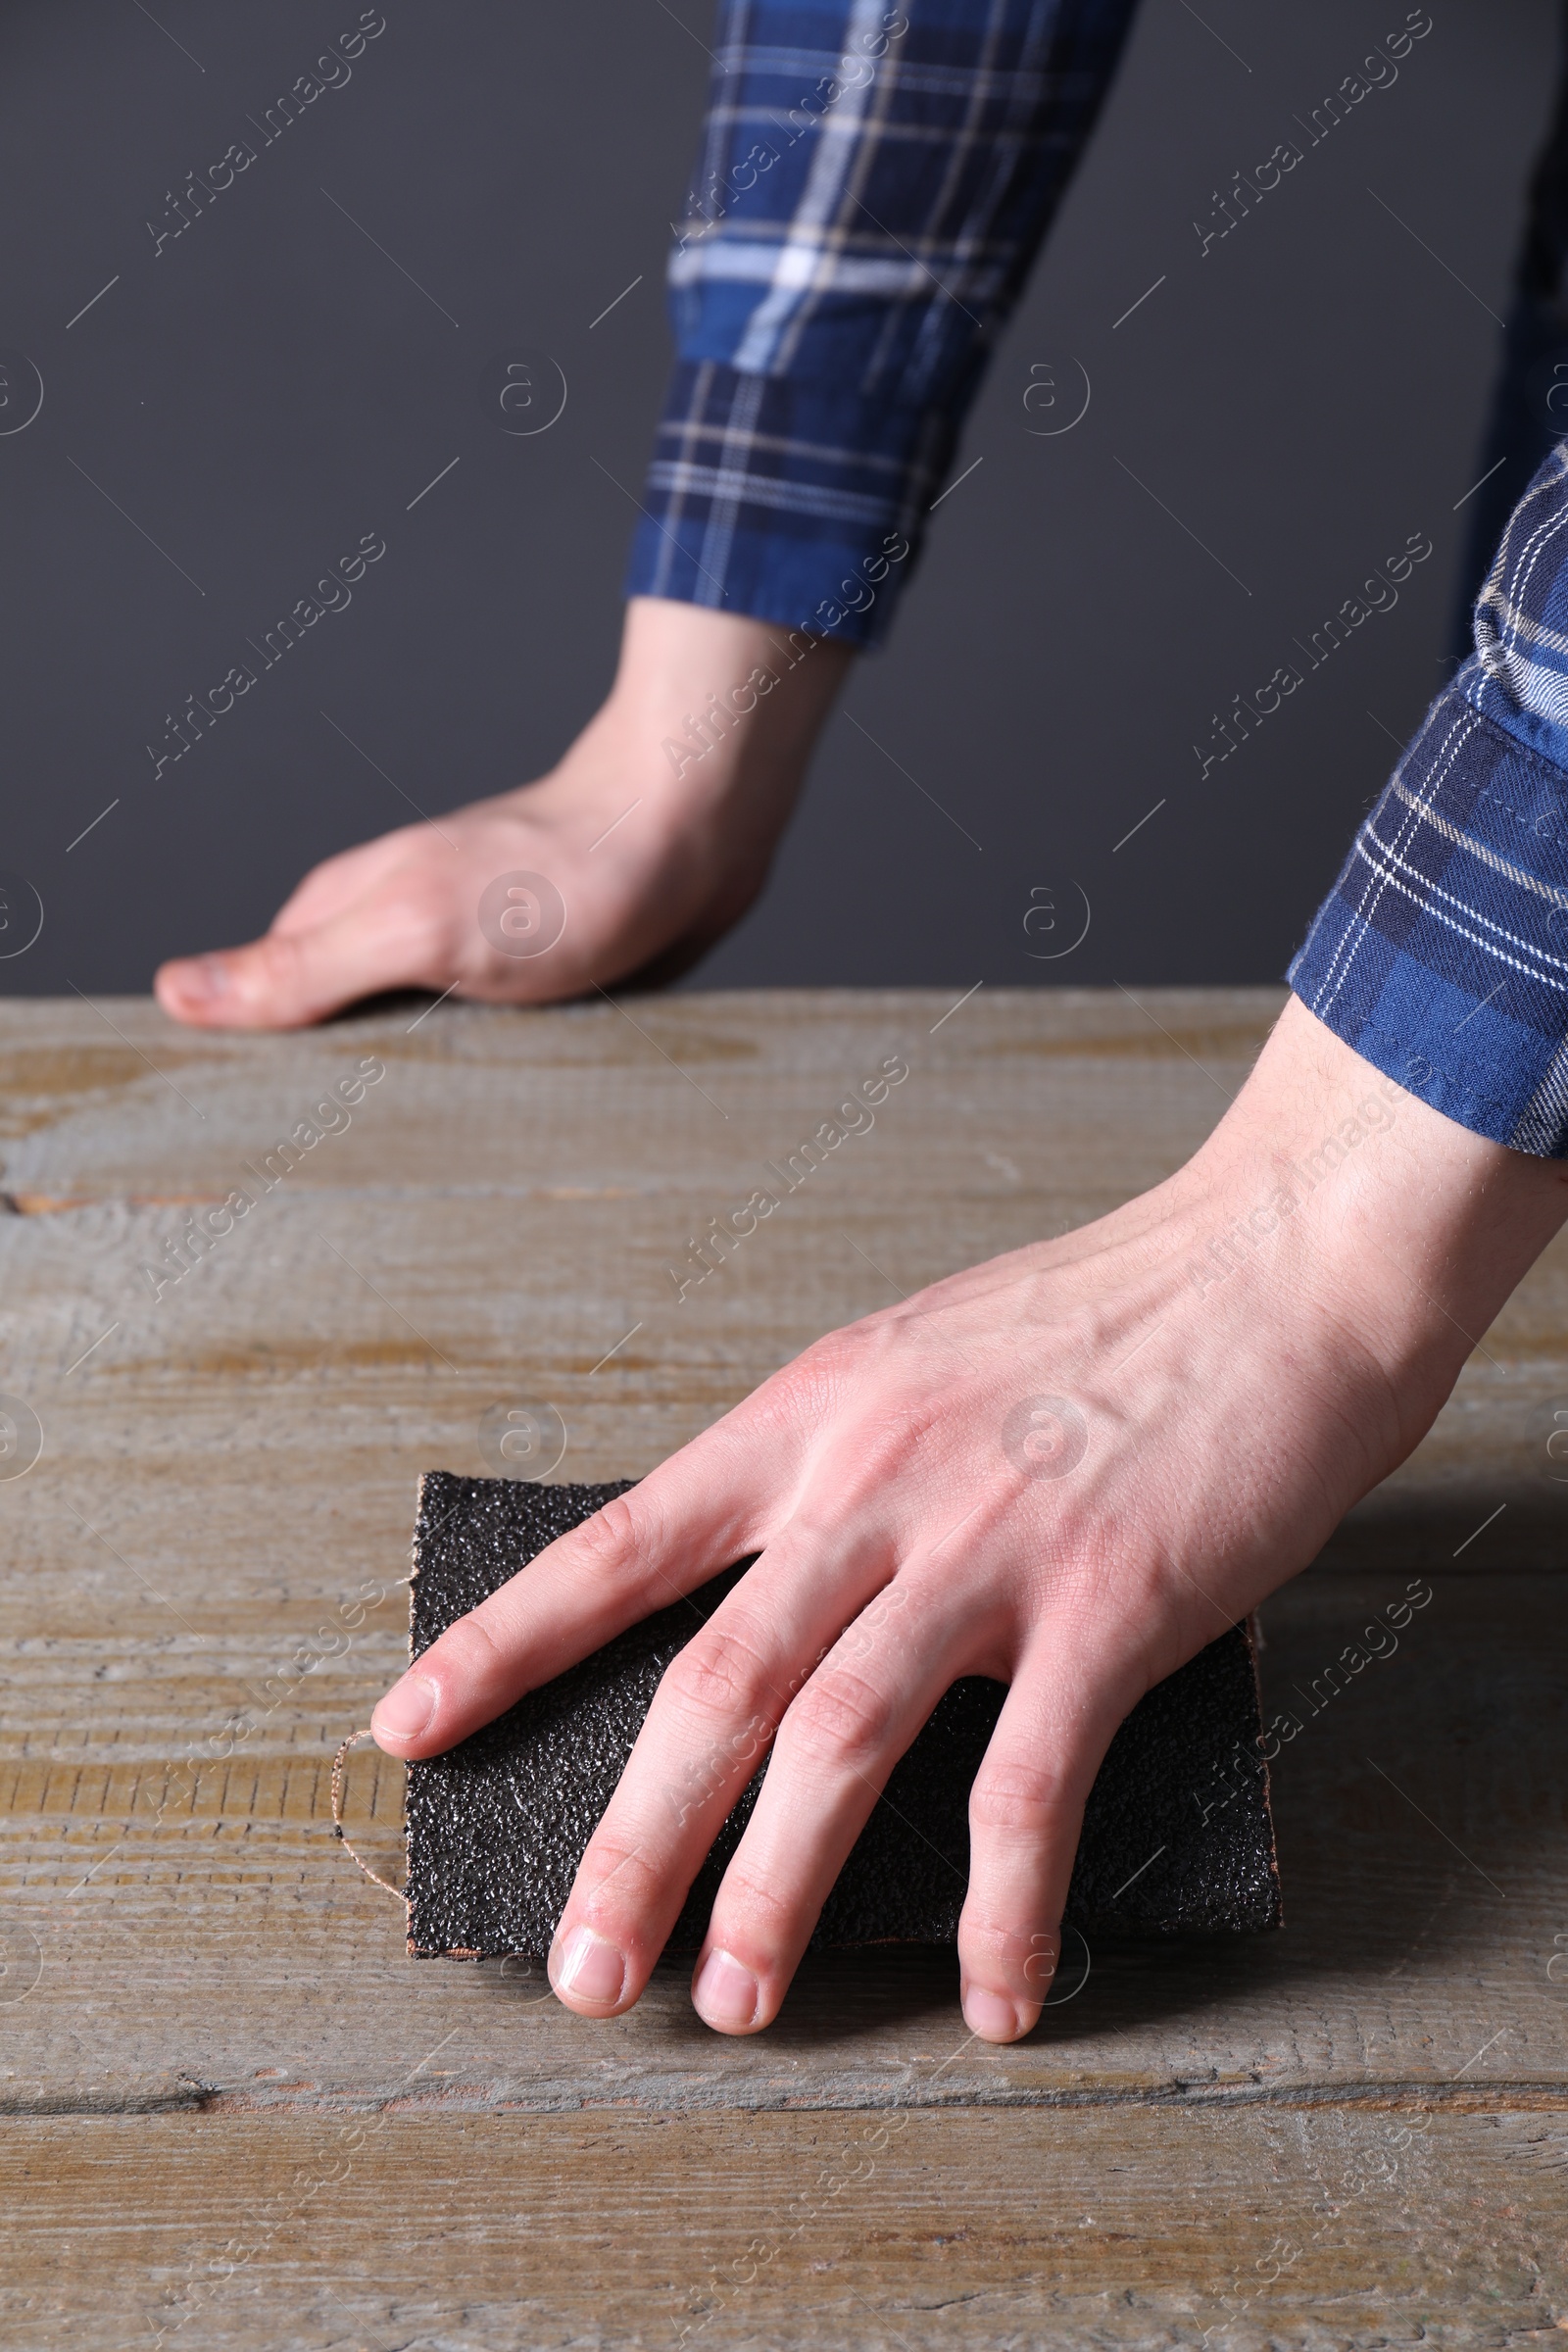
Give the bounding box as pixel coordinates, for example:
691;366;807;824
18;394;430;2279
2;988;1564;2350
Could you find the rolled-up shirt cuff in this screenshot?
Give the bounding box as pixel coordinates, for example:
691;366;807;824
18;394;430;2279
622;358;962;649
1289;665;1568;1155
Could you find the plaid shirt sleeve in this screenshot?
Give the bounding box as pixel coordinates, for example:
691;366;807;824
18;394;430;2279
624;0;1141;646
1291;447;1568;1157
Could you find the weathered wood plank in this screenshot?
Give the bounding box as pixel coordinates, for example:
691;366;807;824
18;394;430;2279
2;990;1565;2348
0;1002;1562;2113
3;991;1564;1571
5;2106;1565;2350
2;1565;1563;2115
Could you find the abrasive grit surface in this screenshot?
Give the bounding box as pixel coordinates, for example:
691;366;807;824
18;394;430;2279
404;1475;1282;1962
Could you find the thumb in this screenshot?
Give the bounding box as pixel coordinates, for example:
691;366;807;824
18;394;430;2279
155;893;451;1029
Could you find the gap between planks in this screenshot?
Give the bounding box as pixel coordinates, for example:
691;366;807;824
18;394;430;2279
4;2081;1565;2121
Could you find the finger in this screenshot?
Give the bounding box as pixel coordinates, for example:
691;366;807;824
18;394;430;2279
956;1645;1142;2043
686;1574;984;2035
368;1397;817;1760
544;1521;892;2019
269;826;428;935
154;866;459;1029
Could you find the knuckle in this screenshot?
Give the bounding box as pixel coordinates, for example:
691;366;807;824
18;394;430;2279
959;1910;1057;1979
426;1608;507;1692
568;1493;655;1591
749;1327;864;1430
797;1325;860;1381
840;1577;910;1658
968;1756;1075;1838
710;1860;796;1946
376;878;460;971
661;1624;773;1727
253;932;305;992
783;1667;894;1772
576;1833;663;1918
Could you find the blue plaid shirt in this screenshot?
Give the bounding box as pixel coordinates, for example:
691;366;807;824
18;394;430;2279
631;0;1568;1157
1291;448;1568;1156
625;0;1140;646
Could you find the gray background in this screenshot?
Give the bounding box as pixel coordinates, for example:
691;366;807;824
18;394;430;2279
0;0;1557;997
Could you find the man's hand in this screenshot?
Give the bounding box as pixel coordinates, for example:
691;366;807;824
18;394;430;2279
369;1000;1568;2039
154;600;852;1029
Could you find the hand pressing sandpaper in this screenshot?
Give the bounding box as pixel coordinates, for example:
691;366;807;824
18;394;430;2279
405;1474;1283;1962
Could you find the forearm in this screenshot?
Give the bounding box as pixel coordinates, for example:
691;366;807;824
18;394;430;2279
536;597;854;889
1177;997;1568;1454
592;598;855;807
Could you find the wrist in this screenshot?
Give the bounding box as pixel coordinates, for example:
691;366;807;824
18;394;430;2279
597;598;854;807
1189;997;1568;1428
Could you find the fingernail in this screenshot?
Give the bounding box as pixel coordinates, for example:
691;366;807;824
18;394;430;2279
172;955;230;1004
370;1674;436;1743
962;1985;1025;2042
692;1947;760;2033
550;1926;626;2008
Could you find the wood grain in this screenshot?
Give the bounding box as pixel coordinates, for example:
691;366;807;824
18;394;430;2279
6;2108;1566;2350
1;1567;1564;2117
1;992;1563;2348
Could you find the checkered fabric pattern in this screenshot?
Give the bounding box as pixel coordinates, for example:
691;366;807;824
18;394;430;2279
1291;446;1568;1156
624;0;1141;644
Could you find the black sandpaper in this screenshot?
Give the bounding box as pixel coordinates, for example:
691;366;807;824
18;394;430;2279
404;1474;1282;1961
